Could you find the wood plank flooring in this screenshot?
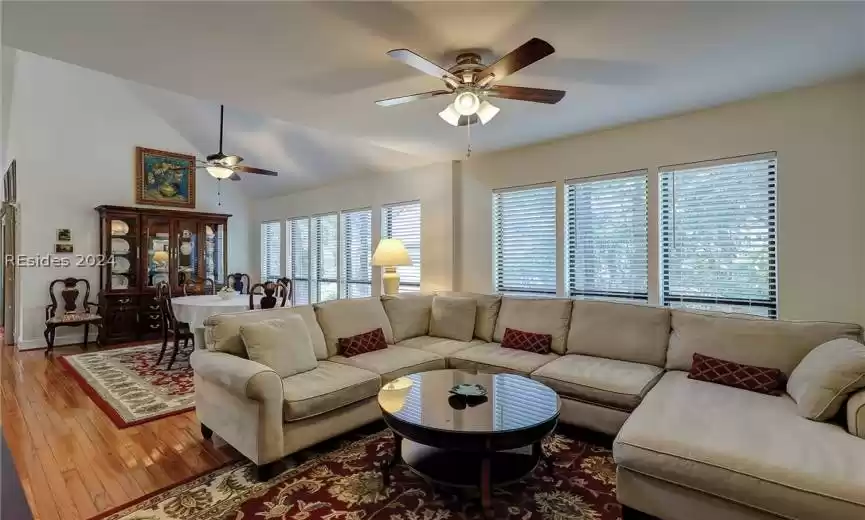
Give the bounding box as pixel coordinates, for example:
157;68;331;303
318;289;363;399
1;341;239;520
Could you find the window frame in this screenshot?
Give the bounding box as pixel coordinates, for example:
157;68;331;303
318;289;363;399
381;200;422;292
565;169;649;303
340;207;373;299
492;182;558;296
260;220;282;283
659;152;778;318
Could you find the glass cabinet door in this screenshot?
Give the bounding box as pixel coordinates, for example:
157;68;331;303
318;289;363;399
107;214;138;291
143;216;172;289
174;219;199;289
203;222;226;289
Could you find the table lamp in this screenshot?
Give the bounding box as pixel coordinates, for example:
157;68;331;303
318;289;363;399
372;238;412;295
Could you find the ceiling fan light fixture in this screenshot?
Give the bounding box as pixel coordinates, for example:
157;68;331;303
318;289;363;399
438;103;462;126
221;155;242;167
453;91;480;116
206;165;235;179
476;101;500;125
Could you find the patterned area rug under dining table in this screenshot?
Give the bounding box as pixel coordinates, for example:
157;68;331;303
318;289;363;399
93;424;628;520
59;344;194;428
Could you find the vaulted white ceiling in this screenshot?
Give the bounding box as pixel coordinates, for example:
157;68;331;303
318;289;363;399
4;1;865;196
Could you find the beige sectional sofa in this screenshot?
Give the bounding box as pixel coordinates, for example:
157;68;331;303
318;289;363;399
190;293;865;519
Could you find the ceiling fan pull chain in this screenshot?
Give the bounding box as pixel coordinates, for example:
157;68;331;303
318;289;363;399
466;119;472;159
217;179;222;206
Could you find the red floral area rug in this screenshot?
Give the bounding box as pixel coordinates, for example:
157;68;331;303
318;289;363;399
59;344;194;428
93;426;626;520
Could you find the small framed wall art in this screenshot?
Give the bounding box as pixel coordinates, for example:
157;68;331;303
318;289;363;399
135;147;196;208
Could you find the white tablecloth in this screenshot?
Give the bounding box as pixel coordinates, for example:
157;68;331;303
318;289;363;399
172;294;265;330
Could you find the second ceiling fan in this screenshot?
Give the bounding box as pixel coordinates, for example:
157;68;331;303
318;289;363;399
376;38;565;126
198;105;280;180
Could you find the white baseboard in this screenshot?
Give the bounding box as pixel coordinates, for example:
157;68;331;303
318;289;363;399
17;332;99;351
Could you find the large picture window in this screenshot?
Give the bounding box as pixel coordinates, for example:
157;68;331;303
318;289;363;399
493;184;557;296
382;201;421;292
566;171;648;302
660;153;777;317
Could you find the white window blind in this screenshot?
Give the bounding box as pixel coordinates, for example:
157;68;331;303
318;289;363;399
311;213;339;303
493;185;557;296
660;153;777;317
287;217;310;305
260;221;281;283
566;172;648;302
340;208;372;298
382;201;421;292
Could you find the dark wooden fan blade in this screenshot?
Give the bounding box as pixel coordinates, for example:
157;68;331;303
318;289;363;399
488;85;566;104
478;38;555;82
234;165;278;176
387;49;460;83
229;172;242;181
376;90;451;107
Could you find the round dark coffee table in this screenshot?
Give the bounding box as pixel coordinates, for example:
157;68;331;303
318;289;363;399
377;369;560;517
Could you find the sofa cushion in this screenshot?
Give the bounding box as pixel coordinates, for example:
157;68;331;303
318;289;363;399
568;300;670;367
205;305;327;359
381;294;433;342
848;389;865;439
614;371;865;519
501;328;552;354
532;355;662;410
667;310;863;376
330;345;445;383
493;297;573;354
689;352;786;395
281;361;380;422
429;296;476;341
787;338;865;420
314;297;394;357
397;336;482;357
449;343;558;375
337;328;388;357
240;317;318;378
437;291;501;342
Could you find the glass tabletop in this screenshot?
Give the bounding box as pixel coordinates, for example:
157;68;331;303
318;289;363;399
378;369;560;434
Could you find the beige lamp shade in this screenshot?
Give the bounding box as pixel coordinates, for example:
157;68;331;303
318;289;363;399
372;239;412;267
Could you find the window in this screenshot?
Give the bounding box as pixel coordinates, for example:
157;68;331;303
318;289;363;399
286;217;310;304
260;221;281;283
493;184;557;296
311;213;339;303
340;208;372;298
382;201;421;291
660;153;777;317
566;172;648;302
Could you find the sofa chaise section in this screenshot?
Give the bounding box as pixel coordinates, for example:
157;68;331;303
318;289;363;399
615;372;865;520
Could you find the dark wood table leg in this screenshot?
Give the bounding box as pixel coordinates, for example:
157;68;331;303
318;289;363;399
83;323;90;350
381;431;402;487
480;456;492;518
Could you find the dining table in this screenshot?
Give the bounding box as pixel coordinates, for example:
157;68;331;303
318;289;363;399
171;293;274;348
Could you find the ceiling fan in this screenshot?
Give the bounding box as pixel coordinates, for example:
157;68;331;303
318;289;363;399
197;105;279;180
375;38;565;126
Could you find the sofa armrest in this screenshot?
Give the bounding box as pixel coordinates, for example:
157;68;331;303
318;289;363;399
190;349;282;402
847;389;865;439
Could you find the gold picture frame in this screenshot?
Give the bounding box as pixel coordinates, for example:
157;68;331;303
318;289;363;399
135;147;196;208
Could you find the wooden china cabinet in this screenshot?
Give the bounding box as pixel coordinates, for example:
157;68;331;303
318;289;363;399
95;205;230;345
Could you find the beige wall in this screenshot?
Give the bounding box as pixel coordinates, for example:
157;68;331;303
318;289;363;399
460;75;865;325
254;162;456;294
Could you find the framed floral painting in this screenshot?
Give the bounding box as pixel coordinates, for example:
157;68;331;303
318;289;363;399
135;147;196;208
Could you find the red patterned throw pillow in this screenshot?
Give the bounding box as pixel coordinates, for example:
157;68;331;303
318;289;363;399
338;328;388;357
501;328;552;354
688;353;785;395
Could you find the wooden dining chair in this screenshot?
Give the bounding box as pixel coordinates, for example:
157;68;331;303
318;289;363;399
183;278;216;296
155;281;195;369
277;277;294;304
249;281;288;310
44;277;103;356
227;273;251;294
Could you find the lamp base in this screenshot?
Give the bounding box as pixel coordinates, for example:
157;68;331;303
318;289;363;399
382;267;400;295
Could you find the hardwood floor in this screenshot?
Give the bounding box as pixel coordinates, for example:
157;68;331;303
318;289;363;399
0;341;239;520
